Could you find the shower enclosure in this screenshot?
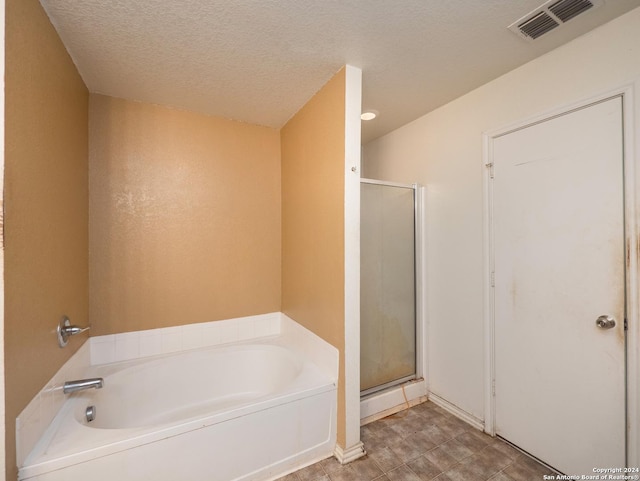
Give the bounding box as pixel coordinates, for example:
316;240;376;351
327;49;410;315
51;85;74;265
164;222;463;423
360;179;418;396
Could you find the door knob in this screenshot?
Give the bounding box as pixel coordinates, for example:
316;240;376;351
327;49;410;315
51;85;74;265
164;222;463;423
595;315;616;329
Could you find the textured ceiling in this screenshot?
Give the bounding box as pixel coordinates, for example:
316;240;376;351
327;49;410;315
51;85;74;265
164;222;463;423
39;0;640;143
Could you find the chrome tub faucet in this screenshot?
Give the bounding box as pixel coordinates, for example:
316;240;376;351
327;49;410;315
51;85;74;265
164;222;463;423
63;378;104;394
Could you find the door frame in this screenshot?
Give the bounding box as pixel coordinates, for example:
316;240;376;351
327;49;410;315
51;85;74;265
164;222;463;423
482;83;639;466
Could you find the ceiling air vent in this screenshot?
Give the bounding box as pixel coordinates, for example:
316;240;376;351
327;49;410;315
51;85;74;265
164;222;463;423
509;0;604;41
518;11;560;39
549;0;595;22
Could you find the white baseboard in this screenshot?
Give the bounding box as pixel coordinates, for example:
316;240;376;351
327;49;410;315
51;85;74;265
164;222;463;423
333;441;366;464
428;392;485;432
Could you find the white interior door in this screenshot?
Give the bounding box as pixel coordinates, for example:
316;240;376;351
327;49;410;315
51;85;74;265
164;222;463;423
492;96;625;474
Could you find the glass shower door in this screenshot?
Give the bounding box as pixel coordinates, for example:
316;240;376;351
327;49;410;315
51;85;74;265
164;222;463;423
360;180;416;395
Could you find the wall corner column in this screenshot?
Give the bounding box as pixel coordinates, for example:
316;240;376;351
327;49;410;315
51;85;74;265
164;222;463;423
337;64;365;463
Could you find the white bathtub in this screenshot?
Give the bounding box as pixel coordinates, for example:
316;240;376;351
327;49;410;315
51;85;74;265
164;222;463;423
19;342;337;481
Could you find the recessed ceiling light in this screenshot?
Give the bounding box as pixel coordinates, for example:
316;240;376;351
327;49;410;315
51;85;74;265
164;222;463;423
361;111;378;121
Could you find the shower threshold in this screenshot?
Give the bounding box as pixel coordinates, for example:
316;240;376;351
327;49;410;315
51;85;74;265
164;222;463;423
361;374;417;399
360;377;427;424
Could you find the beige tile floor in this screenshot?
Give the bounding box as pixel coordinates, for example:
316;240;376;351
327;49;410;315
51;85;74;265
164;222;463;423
277;401;555;481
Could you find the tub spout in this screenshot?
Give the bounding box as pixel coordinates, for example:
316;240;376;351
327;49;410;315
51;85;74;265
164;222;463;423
63;378;104;394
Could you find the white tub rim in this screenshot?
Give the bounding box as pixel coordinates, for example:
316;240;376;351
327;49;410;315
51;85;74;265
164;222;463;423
19;339;335;480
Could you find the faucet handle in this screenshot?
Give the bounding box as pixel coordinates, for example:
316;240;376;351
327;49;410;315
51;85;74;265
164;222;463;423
57;316;91;348
63;325;90;336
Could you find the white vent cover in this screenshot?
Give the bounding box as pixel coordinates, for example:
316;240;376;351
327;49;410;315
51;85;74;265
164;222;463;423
509;0;604;40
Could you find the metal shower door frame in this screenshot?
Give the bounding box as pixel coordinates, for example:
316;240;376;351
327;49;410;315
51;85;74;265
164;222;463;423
360;178;425;398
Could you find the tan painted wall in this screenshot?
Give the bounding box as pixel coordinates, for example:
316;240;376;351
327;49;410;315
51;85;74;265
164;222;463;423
281;68;347;445
4;0;89;477
89;95;281;334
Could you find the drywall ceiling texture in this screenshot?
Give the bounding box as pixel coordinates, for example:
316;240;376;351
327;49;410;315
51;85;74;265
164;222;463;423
38;0;640;143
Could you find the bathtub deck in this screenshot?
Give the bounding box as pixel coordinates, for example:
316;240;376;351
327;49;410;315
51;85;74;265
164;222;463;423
278;401;554;481
19;341;338;481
